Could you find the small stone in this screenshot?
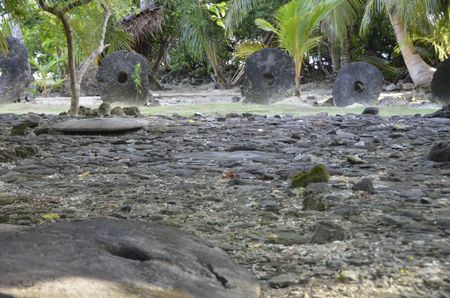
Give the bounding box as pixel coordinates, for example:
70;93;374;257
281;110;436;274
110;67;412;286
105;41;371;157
402;82;414;90
302;191;325;211
11;123;29;136
122;107;142;117
352;178;375;194
428;142;450;162
97;102;112;117
383;83;398;92
291;164;330;188
362;107;379;115
310;221;346;244
346;155;366;165
78;106;97;117
110;106;126;117
268;273;298;288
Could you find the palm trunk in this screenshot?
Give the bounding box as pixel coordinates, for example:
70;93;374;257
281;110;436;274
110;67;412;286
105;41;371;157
389;12;435;86
59;14;80;116
294;60;303;97
340;31;350;66
329;40;340;74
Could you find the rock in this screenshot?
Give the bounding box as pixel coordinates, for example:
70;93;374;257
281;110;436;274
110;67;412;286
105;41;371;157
291;164;330;188
97;51;152;105
402;82;414;91
0;145;39;162
362;107;379;115
268;273;298;288
11;122;29;136
425;105;450;118
302;190;325;211
111;106;126;117
332;62;383;107
52;118;148;134
123;106;142;117
352;178;375;194
78;106;97;117
383;83;398;92
319;97;335;107
0;219;259;298
310;221;347;244
242;48;295;104
97;102;112;117
431;58;450;104
346;155;367;165
428;142;450;162
0;37;32;103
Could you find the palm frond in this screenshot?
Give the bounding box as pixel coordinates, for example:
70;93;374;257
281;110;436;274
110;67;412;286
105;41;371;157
234;41;267;59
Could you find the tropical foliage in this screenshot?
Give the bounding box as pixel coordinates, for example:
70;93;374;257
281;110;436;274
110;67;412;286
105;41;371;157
0;0;448;111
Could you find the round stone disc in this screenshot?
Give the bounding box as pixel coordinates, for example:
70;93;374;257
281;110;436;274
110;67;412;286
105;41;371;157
332;62;384;107
52;118;148;134
0;219;260;298
431;58;450;105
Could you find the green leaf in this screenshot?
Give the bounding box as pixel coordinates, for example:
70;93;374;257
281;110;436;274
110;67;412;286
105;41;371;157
254;18;277;33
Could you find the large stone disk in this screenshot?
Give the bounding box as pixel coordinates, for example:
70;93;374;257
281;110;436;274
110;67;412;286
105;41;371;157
0;219;260;298
242;48;295;104
0;37;31;103
332;62;383;107
52;118;148;134
431;58;450;105
97;51;151;105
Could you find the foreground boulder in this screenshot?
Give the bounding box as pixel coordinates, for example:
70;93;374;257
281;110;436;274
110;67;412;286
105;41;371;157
0;37;32;103
0;219;260;298
97;51;152;105
242;48;295;104
431;58;450;105
332;62;383;107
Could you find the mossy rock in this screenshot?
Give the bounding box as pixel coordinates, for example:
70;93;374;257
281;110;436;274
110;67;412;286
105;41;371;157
123;106;142;117
111;106;126;117
11;123;29;136
291;164;330;188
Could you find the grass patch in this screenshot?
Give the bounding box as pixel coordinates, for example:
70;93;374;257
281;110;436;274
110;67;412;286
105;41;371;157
0;102;438;117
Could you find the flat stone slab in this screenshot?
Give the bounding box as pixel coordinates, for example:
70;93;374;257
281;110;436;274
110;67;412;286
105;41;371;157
0;219;260;298
52;118;148;134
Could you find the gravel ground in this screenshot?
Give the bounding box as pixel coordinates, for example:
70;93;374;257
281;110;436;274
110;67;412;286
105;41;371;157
0;111;449;298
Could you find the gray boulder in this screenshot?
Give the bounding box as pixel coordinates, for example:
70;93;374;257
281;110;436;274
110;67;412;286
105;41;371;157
431;58;450;105
0;37;31;103
242;48;295;104
97;51;151;105
332;62;383;107
0;219;260;298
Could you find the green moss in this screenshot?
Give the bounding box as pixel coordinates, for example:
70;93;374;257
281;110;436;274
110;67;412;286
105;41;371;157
11;123;29;136
291;164;330;188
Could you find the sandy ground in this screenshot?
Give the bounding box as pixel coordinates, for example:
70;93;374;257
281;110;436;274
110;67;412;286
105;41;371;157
30;82;441;110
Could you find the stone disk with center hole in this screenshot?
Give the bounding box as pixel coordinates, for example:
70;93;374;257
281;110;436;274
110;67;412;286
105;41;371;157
0;219;260;298
332;62;384;107
431;58;450;105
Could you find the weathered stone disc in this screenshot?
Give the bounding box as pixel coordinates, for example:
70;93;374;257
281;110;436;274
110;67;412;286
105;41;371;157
431;58;450;105
52;118;148;134
332;62;384;107
0;37;32;103
242;48;295;104
0;219;260;298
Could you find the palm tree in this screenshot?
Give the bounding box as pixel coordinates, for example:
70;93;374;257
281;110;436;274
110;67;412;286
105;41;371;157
319;0;365;72
255;0;344;96
361;0;444;86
